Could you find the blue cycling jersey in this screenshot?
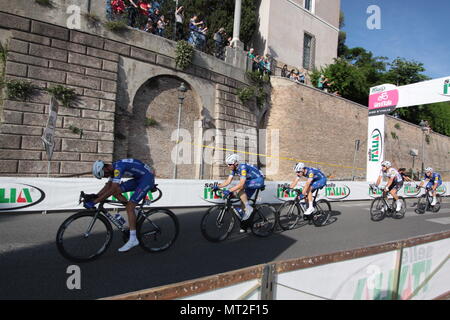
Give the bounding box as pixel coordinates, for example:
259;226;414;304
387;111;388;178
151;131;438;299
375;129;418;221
303;167;326;181
229;163;264;181
424;172;442;185
109;159;153;184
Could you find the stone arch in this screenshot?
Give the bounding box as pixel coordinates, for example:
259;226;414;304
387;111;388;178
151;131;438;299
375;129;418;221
127;75;202;179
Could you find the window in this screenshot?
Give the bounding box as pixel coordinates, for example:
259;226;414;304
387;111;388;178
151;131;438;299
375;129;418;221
304;0;314;12
302;33;315;70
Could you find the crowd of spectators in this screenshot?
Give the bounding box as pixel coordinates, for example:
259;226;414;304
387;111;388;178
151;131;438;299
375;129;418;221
247;49;272;75
106;1;233;59
280;65;305;84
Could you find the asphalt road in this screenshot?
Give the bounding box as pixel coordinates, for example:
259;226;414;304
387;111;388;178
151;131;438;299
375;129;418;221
0;198;449;300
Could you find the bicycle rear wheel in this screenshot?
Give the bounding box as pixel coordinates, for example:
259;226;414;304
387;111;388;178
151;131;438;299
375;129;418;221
277;200;301;230
370;198;387;222
201;205;235;242
137;208;179;252
251;204;277;237
312;202;331;226
56;210;113;262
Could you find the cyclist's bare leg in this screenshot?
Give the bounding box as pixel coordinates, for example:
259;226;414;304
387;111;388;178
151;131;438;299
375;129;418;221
389;188;399;201
237;189;248;211
125;201;137;231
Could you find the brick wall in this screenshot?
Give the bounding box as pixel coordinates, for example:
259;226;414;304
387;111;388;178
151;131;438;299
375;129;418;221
266;77;450;181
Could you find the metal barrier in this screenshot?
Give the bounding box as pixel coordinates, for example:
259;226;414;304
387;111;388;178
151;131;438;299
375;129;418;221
104;230;450;300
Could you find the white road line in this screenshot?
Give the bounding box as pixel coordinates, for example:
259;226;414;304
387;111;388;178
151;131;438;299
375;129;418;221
426;217;450;225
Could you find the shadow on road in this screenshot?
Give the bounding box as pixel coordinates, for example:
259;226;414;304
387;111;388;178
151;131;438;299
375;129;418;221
0;208;297;300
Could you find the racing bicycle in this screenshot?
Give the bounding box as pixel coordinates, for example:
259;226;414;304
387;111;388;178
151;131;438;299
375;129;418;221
369;184;406;221
56;185;179;262
200;186;277;242
413;186;442;214
277;187;331;230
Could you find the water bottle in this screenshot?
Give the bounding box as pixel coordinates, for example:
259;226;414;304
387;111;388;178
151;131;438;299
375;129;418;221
114;213;126;227
235;208;244;219
300;200;307;211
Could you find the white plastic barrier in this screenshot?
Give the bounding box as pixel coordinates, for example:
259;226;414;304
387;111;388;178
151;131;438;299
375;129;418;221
106;232;450;300
0;177;448;212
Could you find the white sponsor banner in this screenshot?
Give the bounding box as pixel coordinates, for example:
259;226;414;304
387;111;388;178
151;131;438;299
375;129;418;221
366;114;385;182
274;238;450;300
0;178;448;212
277;251;398;300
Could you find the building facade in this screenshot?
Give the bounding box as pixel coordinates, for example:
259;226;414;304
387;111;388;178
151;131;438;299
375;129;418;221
253;0;340;77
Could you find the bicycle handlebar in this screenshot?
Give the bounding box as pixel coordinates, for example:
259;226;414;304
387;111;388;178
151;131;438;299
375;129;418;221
79;185;163;207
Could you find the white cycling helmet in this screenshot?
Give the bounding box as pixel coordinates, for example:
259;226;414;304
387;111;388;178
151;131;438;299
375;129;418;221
92;160;105;179
225;154;239;165
425;167;433;173
381;160;391;168
294;162;305;172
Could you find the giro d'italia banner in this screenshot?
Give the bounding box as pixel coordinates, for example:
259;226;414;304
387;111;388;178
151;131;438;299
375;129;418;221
0;178;448;213
368;76;450;116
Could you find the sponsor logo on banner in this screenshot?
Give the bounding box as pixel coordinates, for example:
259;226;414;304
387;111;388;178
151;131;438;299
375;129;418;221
111;191;155;202
436;184;447;195
443;79;450;96
403;183;420;197
0;184;46;211
203;183;226;200
325;183;350;200
369;185;383;198
353;245;433;300
277;184;302;199
368;129;383;162
368;88;399;116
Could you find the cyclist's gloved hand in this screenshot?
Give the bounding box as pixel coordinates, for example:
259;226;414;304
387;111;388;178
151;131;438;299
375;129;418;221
415;185;421;190
84;201;96;209
222;190;231;197
299;194;305;200
212;185;220;191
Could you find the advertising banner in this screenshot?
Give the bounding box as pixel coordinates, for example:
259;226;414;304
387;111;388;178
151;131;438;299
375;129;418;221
0;178;448;213
366;114;385;183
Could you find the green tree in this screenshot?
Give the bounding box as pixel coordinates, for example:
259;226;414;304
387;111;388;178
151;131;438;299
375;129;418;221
384;57;429;86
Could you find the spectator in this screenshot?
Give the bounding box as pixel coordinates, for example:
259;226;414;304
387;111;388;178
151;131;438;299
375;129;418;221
213;28;226;60
317;74;325;90
289;69;297;81
298;71;305;83
323;77;334;93
263;56;271;75
106;0;113;20
281;65;289;78
188;15;204;47
144;20;155;33
127;0;140;28
156;15;167;37
175;6;185;41
226;37;233;48
197;26;208;51
111;0;126;15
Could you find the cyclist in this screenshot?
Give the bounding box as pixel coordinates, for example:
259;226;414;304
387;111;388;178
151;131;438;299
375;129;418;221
289;163;327;217
416;167;442;206
86;159;155;252
374;161;403;212
214;154;265;221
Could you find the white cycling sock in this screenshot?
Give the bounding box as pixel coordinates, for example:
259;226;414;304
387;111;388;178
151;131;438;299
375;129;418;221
130;230;137;241
309;201;313;209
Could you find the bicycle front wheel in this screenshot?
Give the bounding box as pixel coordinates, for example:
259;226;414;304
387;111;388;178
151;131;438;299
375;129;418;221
370;198;387;222
200;205;235;242
251;204;277;237
415;195;427;214
392;197;407;219
431;194;442;213
277;201;301;230
137;208;179;252
56;210;113;262
312;202;331;226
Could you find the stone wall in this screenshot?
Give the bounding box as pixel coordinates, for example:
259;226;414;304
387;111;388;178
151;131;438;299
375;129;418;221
265;77;450;181
0;6;256;178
